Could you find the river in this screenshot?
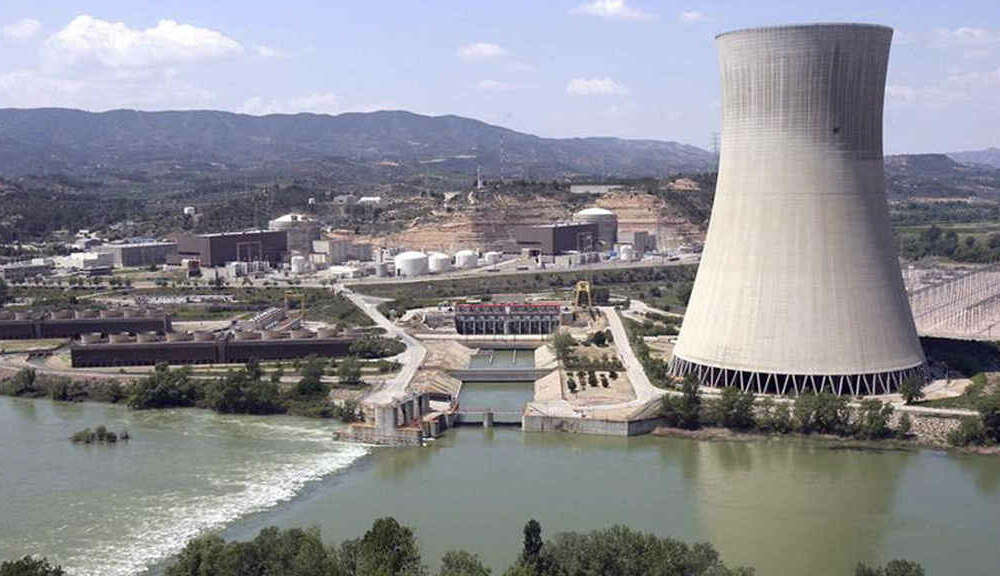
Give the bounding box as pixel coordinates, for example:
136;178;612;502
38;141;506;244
2;396;1000;575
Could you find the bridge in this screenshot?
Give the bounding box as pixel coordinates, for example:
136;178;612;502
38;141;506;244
453;407;524;427
908;264;1000;341
449;368;554;382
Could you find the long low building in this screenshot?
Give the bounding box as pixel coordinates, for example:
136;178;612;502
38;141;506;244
70;334;358;367
455;303;562;335
98;242;177;268
0;312;171;340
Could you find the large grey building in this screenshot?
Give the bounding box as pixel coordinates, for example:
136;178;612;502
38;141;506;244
670;24;924;395
514;223;598;255
171;230;287;267
98;242;177;268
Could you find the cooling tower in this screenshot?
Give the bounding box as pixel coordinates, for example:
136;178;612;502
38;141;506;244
670;23;925;396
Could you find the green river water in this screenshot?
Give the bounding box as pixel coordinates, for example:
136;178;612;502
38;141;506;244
2;396;1000;575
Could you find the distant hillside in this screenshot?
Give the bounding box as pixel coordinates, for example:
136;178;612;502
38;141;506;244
949;147;1000;169
885;153;1000;199
0;108;713;186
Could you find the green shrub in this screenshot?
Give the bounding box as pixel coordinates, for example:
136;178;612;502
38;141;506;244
899;376;925;405
793;393;850;435
854;399;894;440
948;416;987;447
897;412;913;438
710;386;755;431
678;375;702;430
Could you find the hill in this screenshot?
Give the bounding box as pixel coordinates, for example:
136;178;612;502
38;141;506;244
0;108;713;187
885;153;1000;199
948;147;1000;169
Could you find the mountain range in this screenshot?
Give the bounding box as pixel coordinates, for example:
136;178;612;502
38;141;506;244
0;108;714;185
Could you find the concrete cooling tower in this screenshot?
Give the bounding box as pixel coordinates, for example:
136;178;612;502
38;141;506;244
670;23;925;396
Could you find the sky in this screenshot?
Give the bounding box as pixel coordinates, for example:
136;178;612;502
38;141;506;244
0;0;998;153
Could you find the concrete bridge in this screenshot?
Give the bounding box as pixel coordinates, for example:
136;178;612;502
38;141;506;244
454;408;524;427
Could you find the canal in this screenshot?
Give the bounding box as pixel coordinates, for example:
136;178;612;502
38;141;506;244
2;396;1000;575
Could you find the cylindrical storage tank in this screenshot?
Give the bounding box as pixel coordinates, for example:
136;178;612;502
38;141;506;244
316;327;335;339
51;309;73;320
573;207;618;249
484;251;502;265
235;331;261;340
290;255;308;274
109;332;134;344
374;262;389;277
428;252;451;274
80;333;104;345
137;331;160;343
454;249;478;269
620;245;636;262
166;331;193;342
290;328;314;339
193;331;215;342
670;23;924;396
394;251;428;277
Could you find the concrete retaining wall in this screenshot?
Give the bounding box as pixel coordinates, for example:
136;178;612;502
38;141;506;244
523;414;665;436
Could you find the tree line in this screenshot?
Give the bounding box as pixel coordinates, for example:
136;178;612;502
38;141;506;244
0;517;925;576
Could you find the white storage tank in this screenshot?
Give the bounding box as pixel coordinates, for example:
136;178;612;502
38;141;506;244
394;251;428;277
454;249;479;269
573;207;618;248
484;251;502;266
428;252;452;274
290;255;309;274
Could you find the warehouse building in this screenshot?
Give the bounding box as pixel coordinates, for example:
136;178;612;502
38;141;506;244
98;241;177;268
171;230;288;267
454;303;562;335
514;223;598;255
0;259;54;283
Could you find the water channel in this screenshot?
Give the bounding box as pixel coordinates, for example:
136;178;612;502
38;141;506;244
2;396;1000;575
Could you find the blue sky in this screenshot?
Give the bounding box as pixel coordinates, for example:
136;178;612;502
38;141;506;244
1;0;998;153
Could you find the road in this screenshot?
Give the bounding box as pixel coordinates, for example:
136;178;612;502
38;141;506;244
600;306;663;404
338;285;426;406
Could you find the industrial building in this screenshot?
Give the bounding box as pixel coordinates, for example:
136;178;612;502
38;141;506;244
454;303;561;335
514;222;598;255
573;207;618;248
0;310;172;340
0;259;54;283
269;213;320;255
312;239;373;264
97;241;177;268
171;230;288;267
670;23;925;395
70;332;357;367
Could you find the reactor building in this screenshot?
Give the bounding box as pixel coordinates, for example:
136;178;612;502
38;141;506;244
669;23;925;396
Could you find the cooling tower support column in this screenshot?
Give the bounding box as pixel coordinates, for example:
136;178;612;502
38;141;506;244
670;24;925;395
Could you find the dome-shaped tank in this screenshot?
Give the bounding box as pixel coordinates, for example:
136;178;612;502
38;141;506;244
428;252;452;274
394;251;428;277
166;331;193;342
484;251;502;265
573;207;618;248
454;249;478;269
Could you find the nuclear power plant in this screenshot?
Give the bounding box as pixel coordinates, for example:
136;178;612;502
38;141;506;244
670;23;926;395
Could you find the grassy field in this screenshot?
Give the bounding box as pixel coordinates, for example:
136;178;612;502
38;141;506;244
0;338;68;352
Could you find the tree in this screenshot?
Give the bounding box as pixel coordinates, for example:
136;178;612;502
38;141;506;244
520;519;543;567
678;375;702;430
438;551;491;576
794;393;850;435
567;378;577;393
337;356;364;387
550;331;575;362
0;557;65;576
897;412;912;438
855;559;925;576
948;415;987;447
899;377;924;405
128;364;200;409
855;399;894;440
976;385;1000;444
711;386;755;430
590;330;607;347
297;355;330;396
355;517;425;576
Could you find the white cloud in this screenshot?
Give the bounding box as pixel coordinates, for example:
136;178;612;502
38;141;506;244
44;14;242;70
240;92;340;115
678;10;707;23
888;67;1000;109
2;18;41;41
572;1;655;21
254;44;283;58
933;27;1000;47
566;77;629;96
476;79;517;92
458;42;507;61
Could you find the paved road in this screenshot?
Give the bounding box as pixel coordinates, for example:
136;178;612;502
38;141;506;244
338;285;426;406
600;306;663;404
